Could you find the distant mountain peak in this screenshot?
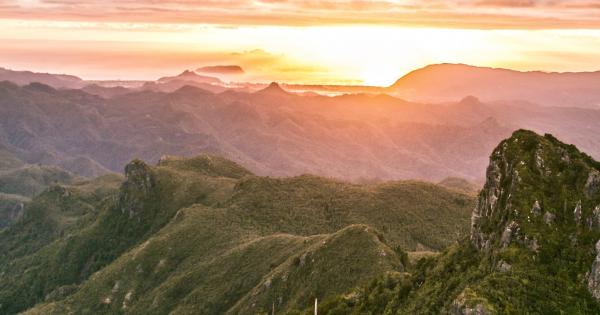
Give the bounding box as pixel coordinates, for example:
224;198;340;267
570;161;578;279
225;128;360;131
459;95;481;105
178;70;199;77
255;82;289;95
157;70;222;85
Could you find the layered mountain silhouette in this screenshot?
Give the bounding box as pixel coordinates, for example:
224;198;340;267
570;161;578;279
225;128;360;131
1;76;600;183
0;67;85;89
2;63;600;313
389;63;600;108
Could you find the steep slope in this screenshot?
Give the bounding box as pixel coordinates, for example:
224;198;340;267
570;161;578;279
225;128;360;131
0;174;123;266
0;164;77;197
0;155;241;314
0;148;81;227
389;63;600;108
318;130;600;314
4;154;474;314
0;193;28;228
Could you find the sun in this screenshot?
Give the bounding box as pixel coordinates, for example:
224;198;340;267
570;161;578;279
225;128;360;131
360;62;405;86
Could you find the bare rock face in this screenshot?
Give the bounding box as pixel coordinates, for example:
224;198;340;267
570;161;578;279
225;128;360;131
574;200;582;225
471;155;504;250
585;169;600;199
593;206;600;229
497;260;512;272
451;290;492;315
500;221;519;248
531;200;542;216
588;240;600;300
543;211;555;226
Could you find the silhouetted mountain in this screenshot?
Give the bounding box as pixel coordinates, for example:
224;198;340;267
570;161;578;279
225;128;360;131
390;63;600;108
0;67;84;89
157;70;222;85
1;80;600;182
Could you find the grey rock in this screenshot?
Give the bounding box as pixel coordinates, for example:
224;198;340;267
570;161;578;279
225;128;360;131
585;169;600;198
543;211;555;226
500;221;519;248
593;206;600;229
524;236;540;253
587;240;600;300
531;200;542;216
497;260;512;272
452;290;492;315
471;159;503;250
574;200;583;225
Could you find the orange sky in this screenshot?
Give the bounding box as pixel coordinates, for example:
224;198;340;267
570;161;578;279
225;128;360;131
2;0;600;85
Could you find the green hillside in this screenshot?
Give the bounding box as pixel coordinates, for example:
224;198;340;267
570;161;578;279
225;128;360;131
0;147;81;227
0;154;474;314
314;130;600;314
0;164;77;197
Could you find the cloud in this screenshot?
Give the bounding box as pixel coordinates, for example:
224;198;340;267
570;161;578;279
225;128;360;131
0;0;599;29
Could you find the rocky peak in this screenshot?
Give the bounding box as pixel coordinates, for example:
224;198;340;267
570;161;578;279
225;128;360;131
119;159;155;219
255;82;289;96
469;129;600;301
471;130;600;251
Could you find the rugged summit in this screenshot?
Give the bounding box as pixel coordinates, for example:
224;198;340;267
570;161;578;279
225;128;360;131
471;130;600;253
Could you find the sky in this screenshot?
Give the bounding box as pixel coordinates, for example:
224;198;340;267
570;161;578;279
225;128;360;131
1;0;600;86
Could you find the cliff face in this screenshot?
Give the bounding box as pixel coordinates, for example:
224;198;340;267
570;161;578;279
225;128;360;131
470;130;600;301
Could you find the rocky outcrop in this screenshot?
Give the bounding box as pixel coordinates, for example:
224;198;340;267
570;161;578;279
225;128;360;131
497;260;512;272
543;211;555;226
531;200;541;216
585;169;600;199
470;156;503;250
118;159;155;219
588;240;600;300
574;200;583;225
593;206;600;229
451;289;492;315
470;136;519;251
500;221;519;248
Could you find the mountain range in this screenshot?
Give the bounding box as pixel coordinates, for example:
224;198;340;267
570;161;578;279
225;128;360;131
389;64;600;108
1;72;600;184
2;63;600;313
4;63;600;109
